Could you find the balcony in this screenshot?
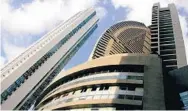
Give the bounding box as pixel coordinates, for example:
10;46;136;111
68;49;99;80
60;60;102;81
151;42;158;47
151;30;158;33
151;47;158;52
160;30;173;34
163;59;177;65
160;44;175;50
159;27;173;31
160;49;176;55
159;25;172;28
160;37;174;42
151;37;158;40
160;40;175;45
165;65;177;71
161;54;176;60
151;38;158;42
39;87;143;110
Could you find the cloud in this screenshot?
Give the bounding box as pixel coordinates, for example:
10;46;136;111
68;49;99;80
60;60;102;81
1;0;100;35
179;15;188;64
0;56;6;68
111;0;170;26
3;38;26;62
171;0;188;12
1;0;107;67
102;0;108;5
96;7;107;20
111;0;188;25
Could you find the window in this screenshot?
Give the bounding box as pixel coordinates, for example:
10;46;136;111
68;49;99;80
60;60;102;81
79;96;86;100
104;85;109;90
127;76;143;80
136;76;143;80
91;108;99;111
72;91;75;95
64;93;69;97
19;75;25;83
15;80;21;87
81;88;87;93
119;86;127;90
66;98;73;102
134;96;142;100
118;95;125;99
125;95;133;100
7;87;13;95
10;83;17;91
127;76;134;79
99;86;104;90
128;86;136;91
91;87;97;91
69;32;73;37
72;29;77;34
1;91;9;101
23;73;29;79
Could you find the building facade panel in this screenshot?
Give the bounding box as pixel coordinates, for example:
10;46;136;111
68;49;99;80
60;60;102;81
90;21;151;60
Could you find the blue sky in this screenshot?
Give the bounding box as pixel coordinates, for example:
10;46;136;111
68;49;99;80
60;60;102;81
1;0;188;70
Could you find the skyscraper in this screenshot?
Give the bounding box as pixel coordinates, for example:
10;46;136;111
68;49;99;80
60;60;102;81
34;21;166;110
90;21;151;59
151;3;187;72
151;3;187;109
1;8;99;110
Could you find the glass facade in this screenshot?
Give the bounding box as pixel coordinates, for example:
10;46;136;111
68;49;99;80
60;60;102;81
180;91;188;110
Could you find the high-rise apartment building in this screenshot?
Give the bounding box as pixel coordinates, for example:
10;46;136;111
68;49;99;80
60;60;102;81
91;21;151;59
0;8;99;110
151;3;187;72
151;3;187;109
34;21;166;110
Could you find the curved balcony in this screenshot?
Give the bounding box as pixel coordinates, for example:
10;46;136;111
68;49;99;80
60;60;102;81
38;86;143;110
41;72;143;104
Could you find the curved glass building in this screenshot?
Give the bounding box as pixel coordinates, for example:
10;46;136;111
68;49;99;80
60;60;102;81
34;54;165;110
90;21;151;59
